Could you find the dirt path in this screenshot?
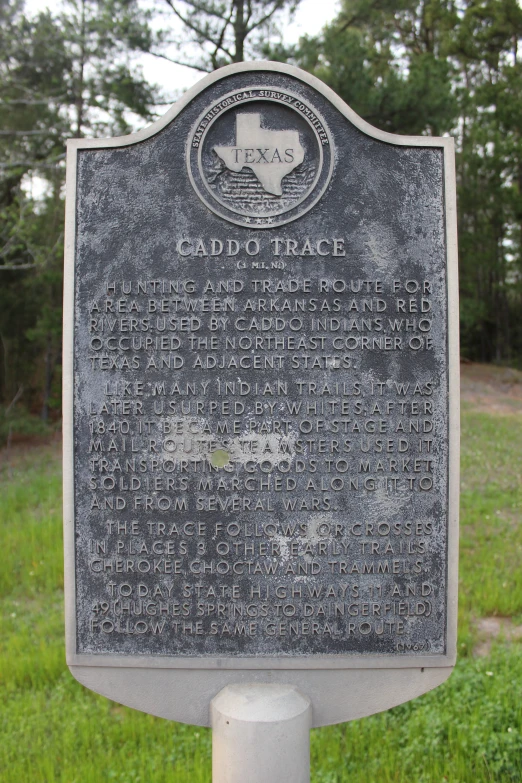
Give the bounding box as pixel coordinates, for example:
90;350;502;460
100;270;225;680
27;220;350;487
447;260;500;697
460;362;522;415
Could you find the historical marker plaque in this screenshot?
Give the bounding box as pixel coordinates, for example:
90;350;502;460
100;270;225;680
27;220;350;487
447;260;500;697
64;62;459;726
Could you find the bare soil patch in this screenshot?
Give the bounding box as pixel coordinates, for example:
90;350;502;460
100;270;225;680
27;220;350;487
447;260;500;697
461;362;522;415
473;616;522;657
0;435;61;478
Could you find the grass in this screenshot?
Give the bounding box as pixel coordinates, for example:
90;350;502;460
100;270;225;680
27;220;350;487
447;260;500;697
1;409;522;781
458;409;522;651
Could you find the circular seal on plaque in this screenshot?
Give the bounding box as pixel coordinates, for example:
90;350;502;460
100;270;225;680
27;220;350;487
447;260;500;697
187;87;334;228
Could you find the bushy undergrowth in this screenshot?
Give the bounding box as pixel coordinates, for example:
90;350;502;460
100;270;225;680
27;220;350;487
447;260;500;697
0;405;55;441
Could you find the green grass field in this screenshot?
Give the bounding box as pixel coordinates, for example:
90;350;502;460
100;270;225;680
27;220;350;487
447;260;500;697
1;400;522;781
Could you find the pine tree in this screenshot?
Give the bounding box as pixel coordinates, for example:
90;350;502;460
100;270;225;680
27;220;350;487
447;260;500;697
0;0;160;417
275;0;522;363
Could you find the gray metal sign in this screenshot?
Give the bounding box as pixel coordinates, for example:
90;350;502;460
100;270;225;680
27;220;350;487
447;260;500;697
63;61;459;727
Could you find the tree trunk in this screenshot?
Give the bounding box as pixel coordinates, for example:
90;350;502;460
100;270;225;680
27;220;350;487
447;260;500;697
233;0;246;62
41;334;54;421
76;0;87;136
0;333;8;406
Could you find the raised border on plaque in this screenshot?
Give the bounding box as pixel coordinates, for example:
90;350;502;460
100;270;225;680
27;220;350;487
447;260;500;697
63;60;459;674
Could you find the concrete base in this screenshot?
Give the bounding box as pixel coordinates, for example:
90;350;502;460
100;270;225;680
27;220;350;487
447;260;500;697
211;684;312;783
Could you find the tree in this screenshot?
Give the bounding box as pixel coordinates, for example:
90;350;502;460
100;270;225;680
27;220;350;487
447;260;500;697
139;0;302;72
450;0;522;362
0;0;304;421
272;0;522;364
270;0;458;135
0;0;160;418
3;0;522;425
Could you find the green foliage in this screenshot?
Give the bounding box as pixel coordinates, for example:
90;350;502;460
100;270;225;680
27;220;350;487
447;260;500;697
271;0;522;365
0;404;53;440
283;27;457;135
311;648;522;782
1;410;521;781
3;1;522;416
0;0;161;416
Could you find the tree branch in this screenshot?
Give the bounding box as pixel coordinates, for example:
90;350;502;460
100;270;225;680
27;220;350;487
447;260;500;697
0;154;65;170
162;0;233;59
0;97;67;106
246;0;286;35
144;50;212;71
210;3;235;68
245;0;253;27
0;129;55;136
334;0;383;36
5;386;24;415
178;0;230;22
0;263;37;271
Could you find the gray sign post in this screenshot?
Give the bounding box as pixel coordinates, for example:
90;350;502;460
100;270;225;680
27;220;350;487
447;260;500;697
63;61;459;780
